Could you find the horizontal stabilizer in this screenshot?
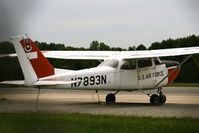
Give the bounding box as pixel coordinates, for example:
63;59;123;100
0;80;25;85
0;80;79;86
0;53;17;58
33;80;79;86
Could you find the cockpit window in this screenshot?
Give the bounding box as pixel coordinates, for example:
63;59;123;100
120;60;136;70
98;59;119;68
138;58;152;68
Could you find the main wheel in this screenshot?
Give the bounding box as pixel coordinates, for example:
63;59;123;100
106;93;116;103
159;95;166;104
150;94;160;104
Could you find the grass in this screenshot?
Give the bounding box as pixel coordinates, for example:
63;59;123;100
0;113;199;133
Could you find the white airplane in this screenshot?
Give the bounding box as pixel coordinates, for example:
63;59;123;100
1;35;199;105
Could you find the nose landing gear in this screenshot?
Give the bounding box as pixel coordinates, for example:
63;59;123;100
106;93;116;103
105;91;119;103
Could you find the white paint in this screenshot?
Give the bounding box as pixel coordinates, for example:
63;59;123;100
26;52;38;60
11;36;38;86
5;35;199;92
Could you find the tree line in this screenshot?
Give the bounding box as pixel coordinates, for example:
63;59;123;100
0;34;199;82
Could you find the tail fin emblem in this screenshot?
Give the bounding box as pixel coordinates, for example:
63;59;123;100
24;40;32;52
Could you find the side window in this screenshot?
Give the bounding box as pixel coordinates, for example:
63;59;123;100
120;60;136;70
138;58;152;68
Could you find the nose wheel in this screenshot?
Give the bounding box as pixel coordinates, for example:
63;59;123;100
150;88;166;104
105;91;119;103
106;93;116;103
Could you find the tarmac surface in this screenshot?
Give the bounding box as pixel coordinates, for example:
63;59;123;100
0;87;199;118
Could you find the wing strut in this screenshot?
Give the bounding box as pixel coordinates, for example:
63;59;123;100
34;86;41;112
155;54;193;88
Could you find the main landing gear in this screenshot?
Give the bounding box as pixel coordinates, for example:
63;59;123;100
104;88;166;105
150;87;166;105
105;91;119;103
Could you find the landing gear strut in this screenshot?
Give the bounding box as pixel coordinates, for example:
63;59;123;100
150;87;166;105
105;91;119;103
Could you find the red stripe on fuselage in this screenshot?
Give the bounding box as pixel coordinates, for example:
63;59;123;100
167;66;180;84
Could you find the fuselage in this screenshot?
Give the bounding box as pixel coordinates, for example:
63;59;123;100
40;57;180;91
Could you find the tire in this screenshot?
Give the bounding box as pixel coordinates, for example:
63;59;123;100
150;94;160;104
106;93;116;103
159;95;166;104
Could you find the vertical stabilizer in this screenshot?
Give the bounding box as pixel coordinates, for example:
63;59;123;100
11;35;54;86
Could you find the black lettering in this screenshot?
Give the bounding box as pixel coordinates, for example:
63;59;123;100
142;75;145;80
96;75;100;85
101;75;107;84
71;78;77;88
77;77;82;87
160;71;164;76
90;76;95;85
84;77;89;86
138;75;141;80
146;73;151;79
71;78;74;88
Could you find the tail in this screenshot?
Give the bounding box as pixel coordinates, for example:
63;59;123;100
11;35;54;86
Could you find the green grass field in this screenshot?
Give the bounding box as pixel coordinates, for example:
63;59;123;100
0;113;199;133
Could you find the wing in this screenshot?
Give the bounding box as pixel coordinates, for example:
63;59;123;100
43;47;199;60
0;51;118;60
1;46;199;60
122;46;199;59
42;51;120;60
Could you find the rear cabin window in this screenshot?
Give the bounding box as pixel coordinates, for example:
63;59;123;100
98;59;119;68
120;60;136;70
138;58;152;68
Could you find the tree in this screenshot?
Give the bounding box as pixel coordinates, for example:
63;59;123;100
128;46;136;51
136;44;147;50
0;41;15;53
99;42;110;51
89;41;100;50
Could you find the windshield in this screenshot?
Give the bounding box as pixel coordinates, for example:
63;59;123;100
98;59;119;68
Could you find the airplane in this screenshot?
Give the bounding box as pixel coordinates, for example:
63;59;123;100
1;34;199;105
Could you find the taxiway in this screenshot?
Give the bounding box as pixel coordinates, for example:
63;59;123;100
0;87;199;118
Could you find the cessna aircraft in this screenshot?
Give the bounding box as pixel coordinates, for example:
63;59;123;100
1;35;199;105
